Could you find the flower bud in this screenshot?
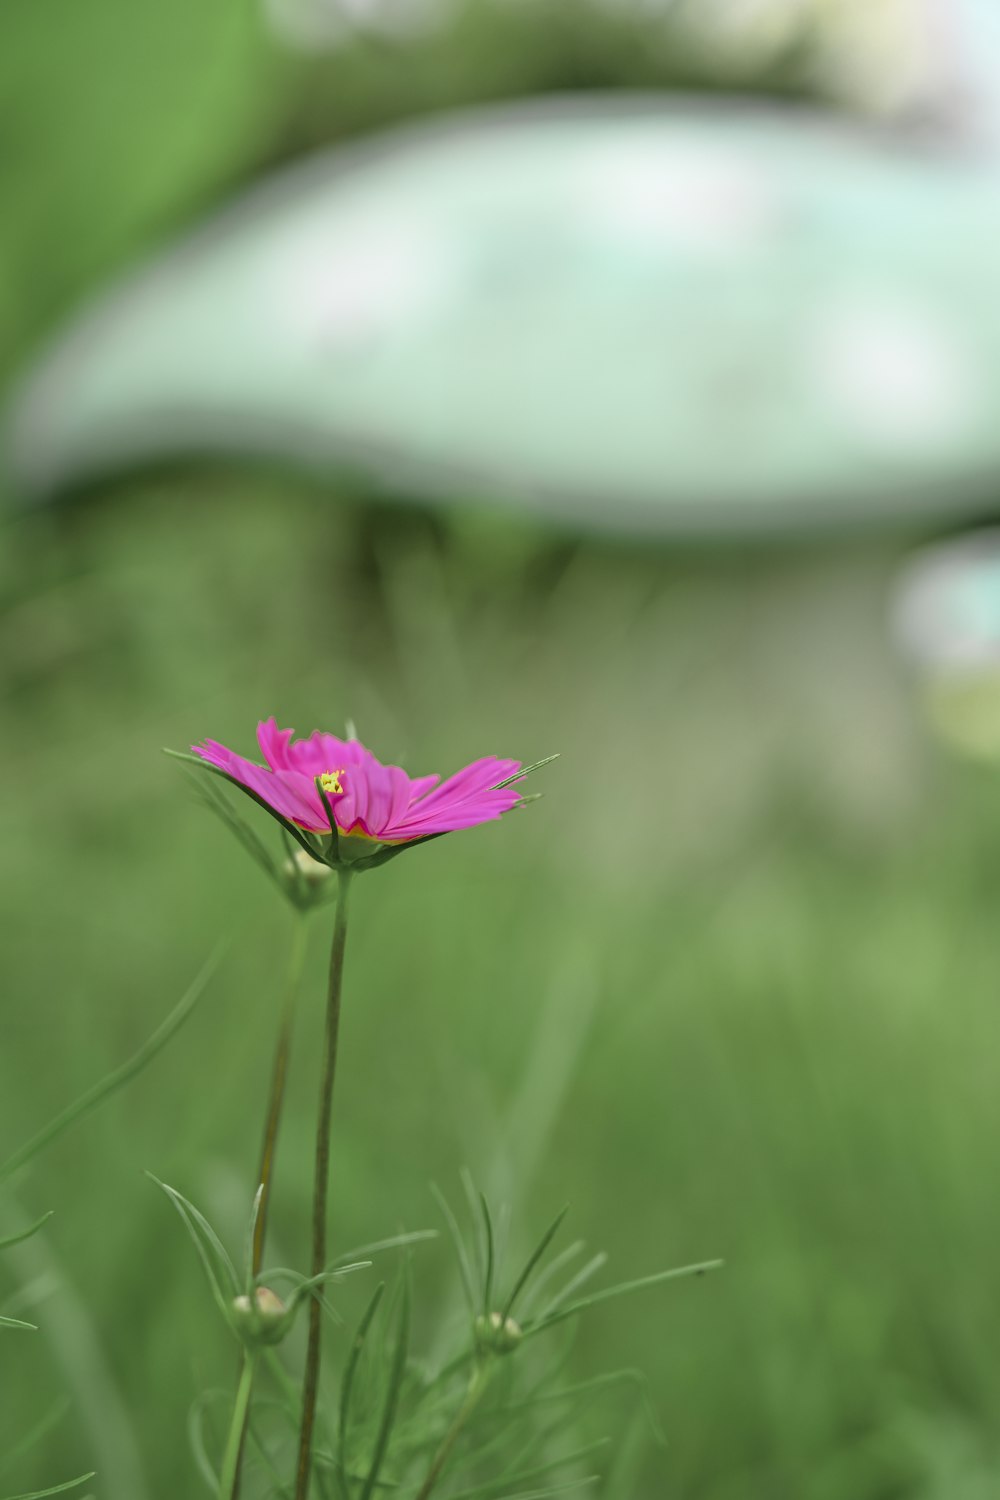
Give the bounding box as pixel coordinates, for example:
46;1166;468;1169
283;848;333;888
232;1286;289;1347
474;1310;523;1355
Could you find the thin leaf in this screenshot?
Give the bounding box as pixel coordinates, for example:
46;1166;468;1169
187;1389;228;1493
459;1169;486;1292
1;1397;70;1472
146;1174;238;1322
516;1242;584;1321
185;772;282;893
245;1410;292;1490
494;756;559;790
430;1184;477;1315
501;1206;569;1321
359;1271;410;1500
334;1230;438;1264
448;1439;611;1500
494;1366;658;1424
0;1313;38;1331
164;750;323;865
491;1477;599;1500
284;1262;373;1312
263;1347;303;1422
151;1176;238;1285
1;1476;96;1500
0;950;221;1183
244;1185;265;1294
479;1194;495;1316
261;1260;370;1291
535;1254;608;1323
523;1259;723;1338
0;1211;54;1251
338;1282;386;1487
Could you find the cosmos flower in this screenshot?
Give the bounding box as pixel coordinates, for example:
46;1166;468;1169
192;717;527;849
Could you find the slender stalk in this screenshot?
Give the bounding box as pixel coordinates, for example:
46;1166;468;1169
253;914;309;1274
414;1359;492;1500
232;914;310;1500
219;1353;258;1500
295;871;353;1500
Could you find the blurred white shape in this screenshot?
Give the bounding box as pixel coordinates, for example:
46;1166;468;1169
272;219;455;347
891;532;1000;762
574;139;780;254
811;295;977;451
954;0;1000;147
9;99;1000;533
893;533;1000;672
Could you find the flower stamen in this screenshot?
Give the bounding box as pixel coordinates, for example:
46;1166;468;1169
319;769;345;796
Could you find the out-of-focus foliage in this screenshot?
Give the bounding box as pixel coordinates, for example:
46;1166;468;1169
4;485;1000;1499
5;3;1000;1498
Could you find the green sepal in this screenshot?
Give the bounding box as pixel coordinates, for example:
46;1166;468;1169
146;1173;239;1326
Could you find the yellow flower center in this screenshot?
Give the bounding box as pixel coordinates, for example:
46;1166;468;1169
319;769;345;796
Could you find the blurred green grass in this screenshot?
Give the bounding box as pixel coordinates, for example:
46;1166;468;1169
5;2;1000;1495
4;480;1000;1497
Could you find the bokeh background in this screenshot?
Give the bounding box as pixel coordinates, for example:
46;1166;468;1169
6;2;1000;1496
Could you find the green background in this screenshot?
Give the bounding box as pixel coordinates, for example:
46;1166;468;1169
4;4;1000;1498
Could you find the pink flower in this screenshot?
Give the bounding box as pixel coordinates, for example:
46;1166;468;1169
192;718;525;845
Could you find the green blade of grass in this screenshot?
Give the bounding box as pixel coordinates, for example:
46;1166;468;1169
501;1206;569;1321
338;1281;386;1492
0;950;221;1184
146;1174;238;1321
515;1242;584;1321
184;772;285;895
523;1259;723;1339
0;1397;71;1474
0;1210;54;1251
359;1272;410;1500
430;1183;478;1315
333;1231;438;1264
534;1253;608;1324
448;1438;611;1500
1;1475;97;1500
164;750;323;864
480;1193;496;1316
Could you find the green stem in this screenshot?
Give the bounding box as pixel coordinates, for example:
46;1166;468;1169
232;914;310;1500
295;871;353;1500
253;914;309;1274
219;1353;258;1500
414;1359;492;1500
